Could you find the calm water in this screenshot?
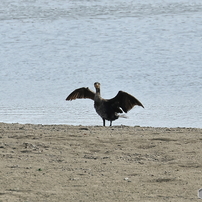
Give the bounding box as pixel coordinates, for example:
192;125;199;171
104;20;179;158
0;0;202;128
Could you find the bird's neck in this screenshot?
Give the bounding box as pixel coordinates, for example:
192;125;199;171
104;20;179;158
94;88;102;102
95;88;100;95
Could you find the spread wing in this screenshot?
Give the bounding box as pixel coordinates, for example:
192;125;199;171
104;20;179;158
107;91;144;113
66;87;95;101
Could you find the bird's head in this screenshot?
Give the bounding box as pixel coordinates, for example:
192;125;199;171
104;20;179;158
94;82;100;89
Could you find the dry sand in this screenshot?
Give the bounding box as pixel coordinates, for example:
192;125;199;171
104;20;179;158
0;122;202;201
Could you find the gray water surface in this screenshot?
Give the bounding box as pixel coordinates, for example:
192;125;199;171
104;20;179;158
0;0;202;127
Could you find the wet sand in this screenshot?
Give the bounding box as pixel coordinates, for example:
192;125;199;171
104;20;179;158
0;122;202;201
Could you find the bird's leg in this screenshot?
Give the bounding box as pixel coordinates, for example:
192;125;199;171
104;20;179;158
110;121;112;126
102;118;105;126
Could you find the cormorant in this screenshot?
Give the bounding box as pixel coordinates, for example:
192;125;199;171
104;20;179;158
66;82;144;126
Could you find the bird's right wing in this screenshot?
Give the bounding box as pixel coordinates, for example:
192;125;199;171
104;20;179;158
66;87;95;101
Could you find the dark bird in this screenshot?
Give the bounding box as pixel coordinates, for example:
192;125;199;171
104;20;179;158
66;82;144;126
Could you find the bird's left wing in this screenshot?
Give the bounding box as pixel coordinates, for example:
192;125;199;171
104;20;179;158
66;87;95;101
107;91;144;113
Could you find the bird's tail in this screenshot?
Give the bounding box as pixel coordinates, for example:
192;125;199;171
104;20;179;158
118;114;128;119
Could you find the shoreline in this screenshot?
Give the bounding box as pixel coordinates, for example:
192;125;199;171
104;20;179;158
1;122;201;129
1;122;202;201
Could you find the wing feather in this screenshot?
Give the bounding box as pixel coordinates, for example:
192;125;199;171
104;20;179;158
66;87;95;101
108;91;144;113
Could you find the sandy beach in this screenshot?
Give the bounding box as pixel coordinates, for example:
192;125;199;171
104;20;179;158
0;122;202;201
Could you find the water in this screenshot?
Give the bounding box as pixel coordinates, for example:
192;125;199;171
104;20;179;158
0;0;202;128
